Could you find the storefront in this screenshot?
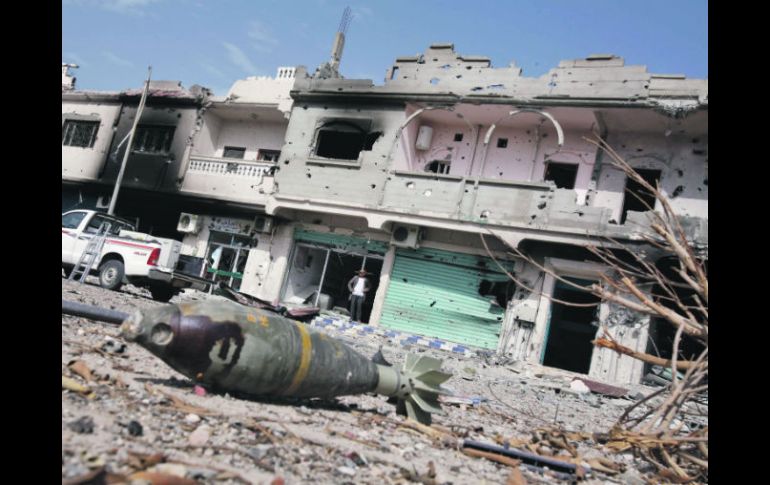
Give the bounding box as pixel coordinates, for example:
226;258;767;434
280;229;388;323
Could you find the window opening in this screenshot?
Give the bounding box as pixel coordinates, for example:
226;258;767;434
496;138;508;148
132;125;175;154
62;120;98;148
257;149;281;162
544;162;579;189
425;160;450;175
453;133;464;142
314;120;379;160
223;146;246;159
621;169;661;224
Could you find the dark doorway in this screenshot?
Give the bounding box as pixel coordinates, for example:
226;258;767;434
542;277;600;374
621;169;661;224
544;162;578;189
320;253;383;323
282;243;384;324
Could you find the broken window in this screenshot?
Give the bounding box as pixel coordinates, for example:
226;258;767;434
62;120;98;148
425;160;450;175
542;277;600;374
132;124;176;154
314;120;380;161
621;169;661;224
223;146;246;159
257;149;281;162
205;231;257;291
544;162;578;189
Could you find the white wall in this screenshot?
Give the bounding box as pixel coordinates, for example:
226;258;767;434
62;101;122;181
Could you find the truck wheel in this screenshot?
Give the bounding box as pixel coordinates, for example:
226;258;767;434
149;285;176;302
99;260;125;291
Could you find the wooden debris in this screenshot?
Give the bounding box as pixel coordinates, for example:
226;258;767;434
462;448;522;468
505;467;527;485
68;360;95;382
62;375;92;395
128;471;198;485
144;383;218;416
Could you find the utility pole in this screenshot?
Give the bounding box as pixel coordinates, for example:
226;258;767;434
108;66;152;215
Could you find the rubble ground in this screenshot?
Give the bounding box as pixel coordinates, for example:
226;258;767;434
62;277;659;484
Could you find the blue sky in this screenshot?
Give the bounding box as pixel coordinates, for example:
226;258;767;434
63;0;708;96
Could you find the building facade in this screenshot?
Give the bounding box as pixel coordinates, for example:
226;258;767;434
62;45;707;385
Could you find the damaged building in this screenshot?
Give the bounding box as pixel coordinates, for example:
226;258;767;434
61;44;707;386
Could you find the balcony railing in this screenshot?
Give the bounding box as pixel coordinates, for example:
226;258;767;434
187;156;273;178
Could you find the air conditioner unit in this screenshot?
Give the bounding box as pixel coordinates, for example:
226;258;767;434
254;215;274;234
415;125;433;150
95;195;111;209
177;213;201;234
390;224;421;248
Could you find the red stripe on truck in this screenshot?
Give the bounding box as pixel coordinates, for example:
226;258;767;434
106;239;156;251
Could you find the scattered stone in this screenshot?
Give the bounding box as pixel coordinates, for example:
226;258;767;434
247;444;273;460
101;337;125;354
127;420;143;436
336;466;356;476
188;425;211;447
68;416;94;434
570;379;591;394
184;413;201;424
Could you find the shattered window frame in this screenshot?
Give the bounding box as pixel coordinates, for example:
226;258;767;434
311;118;376;163
425;160;451;175
131;124;176;154
62;120;99;148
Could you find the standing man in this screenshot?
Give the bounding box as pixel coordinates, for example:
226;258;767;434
347;269;371;323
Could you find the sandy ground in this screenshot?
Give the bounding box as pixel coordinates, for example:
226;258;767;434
62;277;660;484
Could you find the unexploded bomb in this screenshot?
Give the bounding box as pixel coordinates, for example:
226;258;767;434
120;300;451;423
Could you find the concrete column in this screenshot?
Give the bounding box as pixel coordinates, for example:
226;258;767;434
368;245;396;326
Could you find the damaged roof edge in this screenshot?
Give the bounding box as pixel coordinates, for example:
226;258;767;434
289;90;708;111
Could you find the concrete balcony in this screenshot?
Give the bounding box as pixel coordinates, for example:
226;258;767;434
180;156;275;206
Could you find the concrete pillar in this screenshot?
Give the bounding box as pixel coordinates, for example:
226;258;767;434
368;245;396;326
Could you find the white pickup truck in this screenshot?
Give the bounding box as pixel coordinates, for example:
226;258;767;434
62;209;185;301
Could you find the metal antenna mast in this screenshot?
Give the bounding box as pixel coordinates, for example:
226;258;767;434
330;7;353;71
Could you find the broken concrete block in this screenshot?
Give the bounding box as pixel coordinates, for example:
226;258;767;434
570;379;590;394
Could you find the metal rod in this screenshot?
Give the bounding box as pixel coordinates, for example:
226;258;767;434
62;299;130;325
462;439;580;474
108;66;152;215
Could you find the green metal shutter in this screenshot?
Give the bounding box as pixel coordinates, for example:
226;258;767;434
380;247;514;349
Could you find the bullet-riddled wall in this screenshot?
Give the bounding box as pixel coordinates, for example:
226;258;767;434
62;99;122;182
101;102;199;190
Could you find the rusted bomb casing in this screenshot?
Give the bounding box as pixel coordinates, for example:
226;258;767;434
120;301;379;398
120;300;451;423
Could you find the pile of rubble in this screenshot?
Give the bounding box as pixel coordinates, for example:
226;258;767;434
62;278;687;484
